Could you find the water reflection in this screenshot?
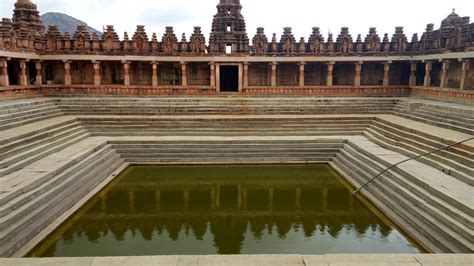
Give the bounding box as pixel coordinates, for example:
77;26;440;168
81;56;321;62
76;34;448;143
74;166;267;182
28;165;421;257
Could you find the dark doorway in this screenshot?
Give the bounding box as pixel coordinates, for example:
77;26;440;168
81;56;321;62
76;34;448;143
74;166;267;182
220;66;239;92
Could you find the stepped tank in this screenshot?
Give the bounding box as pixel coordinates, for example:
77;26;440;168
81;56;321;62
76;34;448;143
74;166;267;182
27;164;423;257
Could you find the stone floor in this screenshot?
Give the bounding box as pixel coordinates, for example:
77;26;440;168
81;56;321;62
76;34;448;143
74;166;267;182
1;254;473;265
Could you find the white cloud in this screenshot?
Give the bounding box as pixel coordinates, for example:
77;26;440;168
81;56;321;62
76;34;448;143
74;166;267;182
1;0;472;40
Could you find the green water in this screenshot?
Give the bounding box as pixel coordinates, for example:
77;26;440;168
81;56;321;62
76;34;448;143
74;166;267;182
28;164;422;257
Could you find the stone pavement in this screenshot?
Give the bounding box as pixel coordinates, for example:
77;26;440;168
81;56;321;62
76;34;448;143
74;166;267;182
0;254;473;265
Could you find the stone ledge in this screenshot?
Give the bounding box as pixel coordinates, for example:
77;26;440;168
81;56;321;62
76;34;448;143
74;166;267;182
1;254;473;265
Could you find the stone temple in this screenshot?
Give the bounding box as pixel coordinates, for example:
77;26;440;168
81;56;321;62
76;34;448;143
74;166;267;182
0;0;473;264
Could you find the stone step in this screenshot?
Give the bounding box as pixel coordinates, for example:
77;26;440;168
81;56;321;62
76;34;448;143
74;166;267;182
55;98;399;104
112;143;345;149
84;126;369;132
346;138;473;218
0;122;83;158
337;146;473;247
392;111;473;135
364;129;473;185
0;147;117;230
367;124;473;173
339;143;472;230
0;132;90;177
333;153;470;253
90;131;364;137
125;158;335;164
333;143;472;253
372;119;473;161
0;113;63;131
0;117;78;146
0;138;109;207
416;107;474;124
0;109;63;128
402;109;474;130
0;150;123;257
0;100;56;113
418;103;474;117
0;104;59;119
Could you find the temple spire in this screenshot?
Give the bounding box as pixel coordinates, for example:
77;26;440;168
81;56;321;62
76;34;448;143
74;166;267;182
12;0;44;33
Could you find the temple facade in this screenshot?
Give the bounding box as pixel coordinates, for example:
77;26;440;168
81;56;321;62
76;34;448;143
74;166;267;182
0;0;473;99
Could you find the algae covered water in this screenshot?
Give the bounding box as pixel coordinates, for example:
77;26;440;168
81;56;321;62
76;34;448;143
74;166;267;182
28;164;421;257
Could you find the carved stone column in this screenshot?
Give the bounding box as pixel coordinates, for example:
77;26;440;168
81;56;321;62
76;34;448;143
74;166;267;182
460;59;470;90
383;61;391;87
440;60;450;88
243;62;249;88
93;61;101;86
299;62;305;87
423;61;432;87
181;62;187;87
327;61;335;87
151;62;158;87
64;60;72;86
123;61;130;86
209;62;216;87
35;61;43;85
409;62;417;86
0;59;9;87
19;60;28;86
271;62;277;87
354;61;363;87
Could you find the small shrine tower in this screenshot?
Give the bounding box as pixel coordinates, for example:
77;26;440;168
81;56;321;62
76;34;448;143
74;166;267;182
209;0;249;55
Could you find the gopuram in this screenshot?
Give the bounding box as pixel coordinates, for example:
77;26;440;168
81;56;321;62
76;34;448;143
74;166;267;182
0;0;472;100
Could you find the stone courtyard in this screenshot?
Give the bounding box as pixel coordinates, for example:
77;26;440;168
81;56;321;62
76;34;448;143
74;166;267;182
0;0;473;265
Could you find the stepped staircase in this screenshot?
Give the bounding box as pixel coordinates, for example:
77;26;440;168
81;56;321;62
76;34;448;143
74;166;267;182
0;96;472;256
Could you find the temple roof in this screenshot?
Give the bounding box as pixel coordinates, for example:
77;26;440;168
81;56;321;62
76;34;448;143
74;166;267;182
441;9;463;28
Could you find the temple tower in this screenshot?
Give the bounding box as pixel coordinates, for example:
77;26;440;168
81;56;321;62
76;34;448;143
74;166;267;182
12;0;44;34
209;0;249;55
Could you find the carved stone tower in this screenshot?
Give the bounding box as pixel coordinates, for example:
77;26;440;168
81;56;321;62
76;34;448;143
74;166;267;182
12;0;44;34
209;0;249;55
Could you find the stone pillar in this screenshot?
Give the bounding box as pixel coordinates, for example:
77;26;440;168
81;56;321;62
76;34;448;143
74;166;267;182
209;62;216;87
93;61;101;86
460;59;470;90
440;60;450;88
0;59;9;87
299;62;305;87
19;60;28;86
155;189;161;210
271;62;277;87
237;185;242;210
215;186;221;209
354;62;362;87
184;189;189;210
409;62;417;86
268;188;274;210
64;61;72;86
35;61;43;85
327;61;335;87
383;61;391;87
123;61;130;86
181;62;187;87
322;188;328;209
296;187;301;210
151;62;158;87
243;62;249;88
423;61;432;87
129;191;135;212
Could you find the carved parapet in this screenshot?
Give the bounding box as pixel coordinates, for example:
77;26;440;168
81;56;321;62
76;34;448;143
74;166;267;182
131;25;150;53
161;26;179;55
189;27;206;55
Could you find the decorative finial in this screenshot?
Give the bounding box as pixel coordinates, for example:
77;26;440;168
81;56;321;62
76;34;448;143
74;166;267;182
452;8;456;14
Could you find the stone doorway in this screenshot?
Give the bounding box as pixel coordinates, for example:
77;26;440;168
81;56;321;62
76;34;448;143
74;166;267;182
220;65;239;92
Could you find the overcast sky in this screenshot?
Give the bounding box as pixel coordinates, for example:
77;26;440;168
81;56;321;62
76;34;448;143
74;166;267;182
1;0;473;41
